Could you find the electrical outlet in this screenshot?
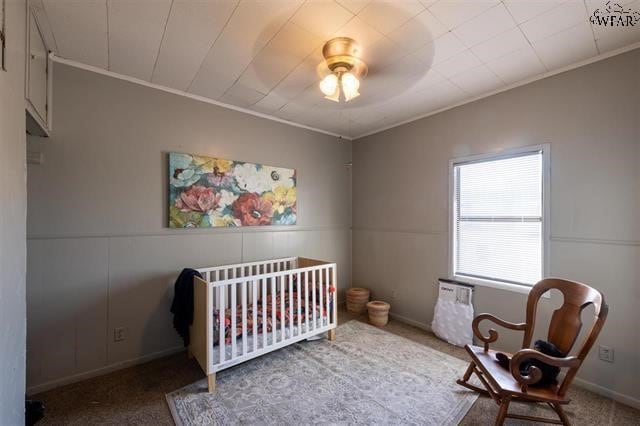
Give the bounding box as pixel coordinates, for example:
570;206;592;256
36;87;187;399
391;290;397;299
26;150;44;165
114;327;125;342
598;345;614;363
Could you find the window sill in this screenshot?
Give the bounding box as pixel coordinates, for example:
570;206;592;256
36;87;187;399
450;275;535;296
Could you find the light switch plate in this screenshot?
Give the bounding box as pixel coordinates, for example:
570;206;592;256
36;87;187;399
114;327;125;342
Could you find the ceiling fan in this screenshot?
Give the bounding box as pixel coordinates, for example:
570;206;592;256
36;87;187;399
317;37;368;103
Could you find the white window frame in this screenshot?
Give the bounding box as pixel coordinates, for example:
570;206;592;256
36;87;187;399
448;144;551;295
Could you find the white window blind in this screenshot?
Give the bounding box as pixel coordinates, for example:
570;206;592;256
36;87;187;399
453;151;544;286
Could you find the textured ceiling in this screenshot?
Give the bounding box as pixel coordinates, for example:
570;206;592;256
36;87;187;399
30;0;640;138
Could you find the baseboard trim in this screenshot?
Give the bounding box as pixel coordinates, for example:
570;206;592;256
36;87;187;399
26;346;185;395
388;312;432;332
572;377;640;410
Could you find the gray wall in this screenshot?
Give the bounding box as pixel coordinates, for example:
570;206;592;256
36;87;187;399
353;49;640;405
26;63;352;392
0;0;27;423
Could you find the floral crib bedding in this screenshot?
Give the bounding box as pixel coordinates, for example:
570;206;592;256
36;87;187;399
213;286;335;345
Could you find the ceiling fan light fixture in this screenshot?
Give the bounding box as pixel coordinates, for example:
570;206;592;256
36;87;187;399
319;37;367;103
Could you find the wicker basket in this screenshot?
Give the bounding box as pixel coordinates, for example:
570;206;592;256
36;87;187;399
367;300;391;327
346;287;370;314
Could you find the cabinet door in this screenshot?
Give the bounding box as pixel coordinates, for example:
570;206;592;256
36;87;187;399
28;11;48;123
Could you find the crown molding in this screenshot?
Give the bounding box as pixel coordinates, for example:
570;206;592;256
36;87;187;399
353;42;640;140
49;54;353;141
50;41;640;143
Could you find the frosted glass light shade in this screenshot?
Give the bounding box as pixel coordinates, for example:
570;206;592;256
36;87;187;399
341;72;360;101
319;73;338;96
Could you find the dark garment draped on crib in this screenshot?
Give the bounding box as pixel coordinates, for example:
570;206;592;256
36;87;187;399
170;268;202;347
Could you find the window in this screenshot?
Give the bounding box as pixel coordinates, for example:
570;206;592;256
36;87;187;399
450;146;549;290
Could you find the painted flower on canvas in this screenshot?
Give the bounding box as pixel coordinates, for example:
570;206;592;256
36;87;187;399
169;152;297;228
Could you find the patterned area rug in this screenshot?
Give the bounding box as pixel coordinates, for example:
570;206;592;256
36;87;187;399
166;321;478;425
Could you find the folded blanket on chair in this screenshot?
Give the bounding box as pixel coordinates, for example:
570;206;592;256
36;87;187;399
495;339;565;387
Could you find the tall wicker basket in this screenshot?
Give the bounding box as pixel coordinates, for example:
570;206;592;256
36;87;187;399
346;287;370;314
367;301;390;327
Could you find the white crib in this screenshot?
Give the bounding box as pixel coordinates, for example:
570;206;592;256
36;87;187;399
189;257;338;392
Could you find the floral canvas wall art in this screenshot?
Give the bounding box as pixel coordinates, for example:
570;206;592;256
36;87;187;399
169;152;297;228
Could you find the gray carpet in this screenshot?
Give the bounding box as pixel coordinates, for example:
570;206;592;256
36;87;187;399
166;320;478;425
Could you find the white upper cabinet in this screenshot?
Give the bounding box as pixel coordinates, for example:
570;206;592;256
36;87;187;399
26;7;51;136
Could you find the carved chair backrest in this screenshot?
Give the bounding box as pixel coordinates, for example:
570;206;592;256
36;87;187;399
522;278;608;396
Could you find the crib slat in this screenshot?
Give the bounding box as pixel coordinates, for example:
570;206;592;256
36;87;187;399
231;283;237;359
325;267;330;327
219;286;226;363
332;266;337;326
318;269;324;324
224;268;232;312
304;271;309;333
252;280;258;352
280;275;285;342
312;269;317;330
288;274;294;337
262;278;267;349
272;261;277;342
225;268;238;316
241;281;247;356
271;277;276;345
296;272;301;334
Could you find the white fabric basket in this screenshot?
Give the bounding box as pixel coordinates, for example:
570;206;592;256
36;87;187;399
431;280;474;347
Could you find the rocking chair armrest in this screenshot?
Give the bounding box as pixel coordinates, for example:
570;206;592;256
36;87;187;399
472;314;526;350
510;349;581;390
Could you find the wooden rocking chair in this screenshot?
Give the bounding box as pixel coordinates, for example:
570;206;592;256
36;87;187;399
456;278;608;425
